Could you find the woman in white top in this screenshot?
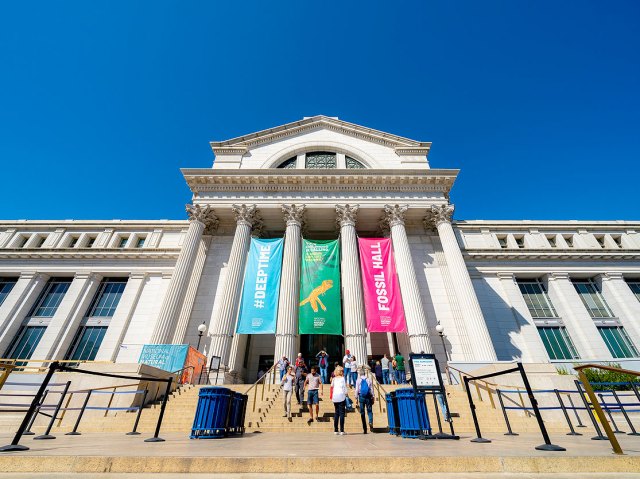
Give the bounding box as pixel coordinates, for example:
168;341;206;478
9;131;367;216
331;366;348;435
281;366;295;419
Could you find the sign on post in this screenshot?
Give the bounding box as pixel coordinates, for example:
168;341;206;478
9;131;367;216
409;353;444;392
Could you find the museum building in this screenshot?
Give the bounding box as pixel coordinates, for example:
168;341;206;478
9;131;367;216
0;116;639;382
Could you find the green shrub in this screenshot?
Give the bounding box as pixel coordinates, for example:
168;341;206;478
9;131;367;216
582;363;638;391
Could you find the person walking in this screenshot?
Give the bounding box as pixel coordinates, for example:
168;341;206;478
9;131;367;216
304;366;323;424
342;350;353;374
281;366;295;420
295;353;304;367
395;352;406;384
294;359;308;406
390;358;397;385
277;355;290;381
331;366;348;435
381;353;390;385
355;367;374;434
316;350;330;384
349;356;358;387
374;360;383;384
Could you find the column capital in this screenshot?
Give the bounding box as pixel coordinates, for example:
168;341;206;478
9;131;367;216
424;204;455;230
282;204;306;227
186;204;219;234
231;204;259;228
382;204;409;228
335;204;359;228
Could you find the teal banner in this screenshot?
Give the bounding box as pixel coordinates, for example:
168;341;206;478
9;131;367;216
236;237;284;334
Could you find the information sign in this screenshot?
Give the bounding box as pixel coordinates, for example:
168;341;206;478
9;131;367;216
409;353;444;392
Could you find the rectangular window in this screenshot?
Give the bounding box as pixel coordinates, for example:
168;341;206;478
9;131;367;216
0;278;17;306
497;236;508;248
5;325;47;359
517;279;558;318
86;236;96;248
135;237;145;248
16;236;28;248
563;235;574;247
87;279;127;317
598;326;639;358
572;279;614;319
514;236;525;248
118;236;128;248
65;326;108;361
547;235;557;248
35;236;46;248
627;281;640;302
29;279;72;317
612;235;622;248
538;327;580;360
68;236;79;248
595;235;606;248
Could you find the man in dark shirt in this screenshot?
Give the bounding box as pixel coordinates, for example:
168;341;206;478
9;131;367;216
294;359;308;405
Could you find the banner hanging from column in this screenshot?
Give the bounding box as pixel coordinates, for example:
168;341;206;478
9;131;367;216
358;237;407;332
236;237;284;334
299;239;342;335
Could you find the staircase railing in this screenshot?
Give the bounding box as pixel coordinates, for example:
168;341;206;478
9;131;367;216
245;364;277;413
0;363;16;390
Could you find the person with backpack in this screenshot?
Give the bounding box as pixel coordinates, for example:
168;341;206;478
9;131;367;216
316;349;330;384
330;366;348;435
355;367;374;433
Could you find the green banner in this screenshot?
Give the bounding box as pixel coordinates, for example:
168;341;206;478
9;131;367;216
298;239;342;335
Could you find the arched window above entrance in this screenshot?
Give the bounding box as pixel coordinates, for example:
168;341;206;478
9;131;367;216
275;151;368;169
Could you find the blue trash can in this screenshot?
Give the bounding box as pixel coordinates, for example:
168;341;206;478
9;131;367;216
227;392;244;435
395;388;431;438
190;387;233;439
386;392;400;435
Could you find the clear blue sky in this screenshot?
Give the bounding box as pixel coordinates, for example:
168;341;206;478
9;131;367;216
1;1;638;221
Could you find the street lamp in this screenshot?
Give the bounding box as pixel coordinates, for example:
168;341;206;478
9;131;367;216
435;323;450;385
196;322;207;350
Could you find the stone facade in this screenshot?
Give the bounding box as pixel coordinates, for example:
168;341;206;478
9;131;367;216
1;116;639;381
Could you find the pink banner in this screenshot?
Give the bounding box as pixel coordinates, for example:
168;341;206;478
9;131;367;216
358;237;407;332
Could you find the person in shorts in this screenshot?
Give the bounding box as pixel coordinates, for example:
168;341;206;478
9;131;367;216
304;366;323;424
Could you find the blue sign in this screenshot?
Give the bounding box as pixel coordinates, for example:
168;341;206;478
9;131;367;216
138;344;188;372
236;237;284;334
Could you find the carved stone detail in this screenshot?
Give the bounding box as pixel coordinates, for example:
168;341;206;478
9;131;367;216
428;204;454;227
231;204;259;227
282;204;306;227
335;204;359;228
185;204;219;235
382;204;409;228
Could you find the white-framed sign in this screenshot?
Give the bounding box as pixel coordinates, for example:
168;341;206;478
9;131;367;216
409;353;444;391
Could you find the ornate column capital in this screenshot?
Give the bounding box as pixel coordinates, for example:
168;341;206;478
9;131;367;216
335;204;359;228
282;204;306;227
186;204;219;235
382;204;409;228
424;204;455;230
231;204;259;228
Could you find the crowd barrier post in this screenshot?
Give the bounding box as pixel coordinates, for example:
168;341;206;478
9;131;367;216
496;389;517;436
127;389;148;436
34;380;71;440
516;362;565;451
554;389;580;436
566;394;586;427
630;382;640;404
431;393;444;437
65;389;93;436
574;380;607;440
23;389;49;436
0;361;59;452
464;376;490;443
598;393;624;434
144;376;172;443
611;390;640;436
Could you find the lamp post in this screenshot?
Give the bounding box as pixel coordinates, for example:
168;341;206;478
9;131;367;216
196;322;207;351
435;323;450;385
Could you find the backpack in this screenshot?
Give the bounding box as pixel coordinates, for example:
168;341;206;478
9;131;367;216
360;377;371;397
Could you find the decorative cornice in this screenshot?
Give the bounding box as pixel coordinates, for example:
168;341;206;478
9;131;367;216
335;204;359;228
282;204;306;227
0;249;182;261
382;204;409;228
231;204;259;227
185;204;219;234
463;249;640;261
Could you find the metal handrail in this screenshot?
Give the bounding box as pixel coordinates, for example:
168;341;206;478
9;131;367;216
0;359;111;374
0;363;16;390
171;366;195;385
245;364;277;413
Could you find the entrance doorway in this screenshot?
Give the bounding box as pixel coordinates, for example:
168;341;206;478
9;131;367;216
300;334;344;373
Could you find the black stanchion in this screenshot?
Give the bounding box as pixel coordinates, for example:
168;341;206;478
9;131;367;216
611;390;640;437
0;361;59;452
516;363;565;452
34;380;71;440
566;394;586;428
23;389;49;436
630;382;640;405
598;393;624;434
464;376;490;443
145;377;172;443
66;390;93;436
575;380;607;440
554;389;581;436
127;389;148;436
496;389;518;436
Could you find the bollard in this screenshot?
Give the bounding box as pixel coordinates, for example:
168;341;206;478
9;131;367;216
126;389;148;436
566;394;586;428
598;393;624;434
66;389;93;436
23;390;49;436
575;380;607;440
554;389;581;436
611;390;640;437
34;380;71;440
496;390;518;436
464;377;491;443
145;377;172;442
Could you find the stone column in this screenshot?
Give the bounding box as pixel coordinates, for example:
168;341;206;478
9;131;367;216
382;204;432;354
209;204;259;368
598;273;640;350
274;204;306;373
336;204;368;366
426;204;497;361
149;204;218;344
